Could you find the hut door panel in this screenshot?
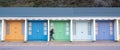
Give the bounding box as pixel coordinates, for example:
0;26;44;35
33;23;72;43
78;21;89;40
28;22;41;41
60;22;70;40
54;22;66;40
36;22;47;41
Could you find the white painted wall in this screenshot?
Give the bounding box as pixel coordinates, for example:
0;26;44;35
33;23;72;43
48;19;50;41
0;20;2;41
114;19;119;41
70;19;73;41
24;19;27;42
1;19;5;41
93;19;96;41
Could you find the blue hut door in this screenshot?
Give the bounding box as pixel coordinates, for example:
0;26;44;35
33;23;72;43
96;21;114;40
28;21;48;41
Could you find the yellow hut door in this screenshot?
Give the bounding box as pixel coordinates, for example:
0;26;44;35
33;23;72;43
5;21;24;42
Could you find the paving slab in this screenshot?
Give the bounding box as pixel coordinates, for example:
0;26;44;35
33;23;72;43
0;41;120;46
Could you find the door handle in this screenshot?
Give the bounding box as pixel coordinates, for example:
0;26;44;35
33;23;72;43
37;30;39;32
81;32;83;33
103;32;105;33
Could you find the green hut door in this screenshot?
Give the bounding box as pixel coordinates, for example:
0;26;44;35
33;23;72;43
50;21;70;41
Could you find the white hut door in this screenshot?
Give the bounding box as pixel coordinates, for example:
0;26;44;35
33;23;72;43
76;21;90;40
